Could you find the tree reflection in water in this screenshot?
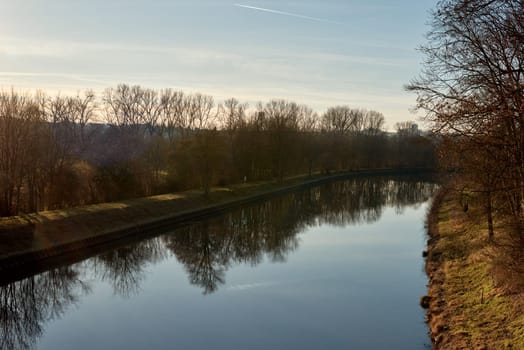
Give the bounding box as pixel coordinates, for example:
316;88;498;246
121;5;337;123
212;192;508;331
0;267;90;349
163;198;303;294
0;176;436;349
92;238;167;298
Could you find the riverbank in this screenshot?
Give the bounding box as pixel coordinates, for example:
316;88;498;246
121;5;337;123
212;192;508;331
425;188;524;349
0;168;431;283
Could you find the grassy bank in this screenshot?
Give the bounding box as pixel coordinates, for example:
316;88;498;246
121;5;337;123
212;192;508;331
425;188;524;349
0;174;319;259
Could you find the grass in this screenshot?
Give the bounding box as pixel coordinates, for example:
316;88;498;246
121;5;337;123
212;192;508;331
426;188;524;349
0;187;236;257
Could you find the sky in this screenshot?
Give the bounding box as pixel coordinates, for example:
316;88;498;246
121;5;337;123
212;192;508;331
0;0;435;128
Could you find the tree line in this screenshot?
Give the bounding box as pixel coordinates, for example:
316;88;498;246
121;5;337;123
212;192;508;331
408;0;523;242
0;86;436;216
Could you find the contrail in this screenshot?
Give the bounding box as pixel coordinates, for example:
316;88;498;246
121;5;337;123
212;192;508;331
234;4;340;24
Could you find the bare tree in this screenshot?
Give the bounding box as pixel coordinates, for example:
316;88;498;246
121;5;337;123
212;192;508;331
138;88;162;136
191;93;216;130
363;110;385;135
0;91;43;215
103;84;143;134
407;0;524;238
218;97;247;132
259;100;301;181
321;106;356;134
158;89;186;143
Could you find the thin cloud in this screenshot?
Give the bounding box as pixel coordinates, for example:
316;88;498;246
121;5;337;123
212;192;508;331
234;4;341;24
0;71;110;86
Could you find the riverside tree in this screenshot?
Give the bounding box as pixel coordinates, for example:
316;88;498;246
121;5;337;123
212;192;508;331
407;0;524;239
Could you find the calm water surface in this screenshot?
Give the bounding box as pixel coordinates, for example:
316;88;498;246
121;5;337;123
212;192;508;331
1;176;436;349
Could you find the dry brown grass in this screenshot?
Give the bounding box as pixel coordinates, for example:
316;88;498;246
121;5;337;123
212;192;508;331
426;188;524;349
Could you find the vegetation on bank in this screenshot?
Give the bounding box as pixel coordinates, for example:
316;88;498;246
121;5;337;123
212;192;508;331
408;0;523;242
426;187;524;349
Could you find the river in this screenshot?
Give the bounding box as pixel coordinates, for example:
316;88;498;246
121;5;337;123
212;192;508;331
0;175;436;349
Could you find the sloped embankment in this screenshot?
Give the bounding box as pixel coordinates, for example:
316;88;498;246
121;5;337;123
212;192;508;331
425;188;524;349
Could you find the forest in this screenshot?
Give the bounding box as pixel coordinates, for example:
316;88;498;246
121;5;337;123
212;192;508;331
0;86;436;217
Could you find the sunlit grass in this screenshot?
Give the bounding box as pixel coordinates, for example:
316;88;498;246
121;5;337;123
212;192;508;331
430;191;524;348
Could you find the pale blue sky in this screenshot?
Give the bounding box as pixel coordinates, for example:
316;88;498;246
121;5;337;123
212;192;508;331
0;0;434;127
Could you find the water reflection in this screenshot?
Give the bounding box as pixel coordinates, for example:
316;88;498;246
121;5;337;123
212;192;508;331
0;267;90;349
92;238;167;298
163;200;303;294
0;176;436;349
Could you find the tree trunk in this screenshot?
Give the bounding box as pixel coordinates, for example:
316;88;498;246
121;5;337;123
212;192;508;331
486;191;494;241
